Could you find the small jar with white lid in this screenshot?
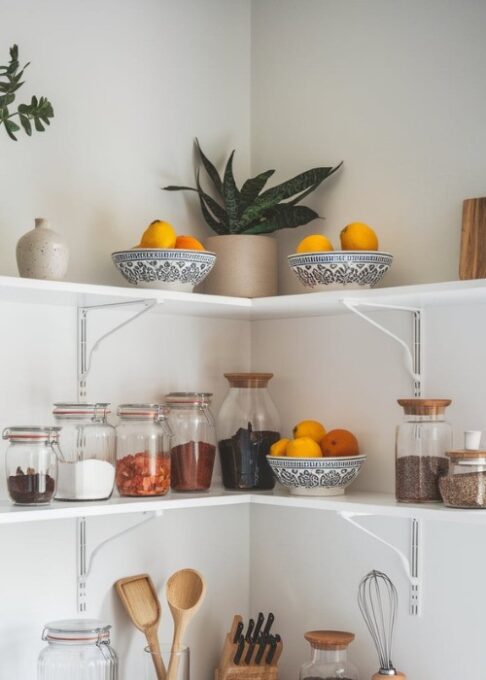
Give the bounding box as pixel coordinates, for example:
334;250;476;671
3;427;60;505
439;450;486;508
53;403;116;501
38;619;118;680
300;630;359;680
115;404;172;496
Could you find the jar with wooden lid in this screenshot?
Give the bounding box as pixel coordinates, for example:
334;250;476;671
300;630;359;680
396;399;452;503
217;373;280;490
439;450;486;508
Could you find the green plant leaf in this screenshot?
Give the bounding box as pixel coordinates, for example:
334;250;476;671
19;114;31;135
242;205;319;235
197;191;227;235
195;138;223;196
222;150;240;232
239;169;275;212
0;94;15;106
4;119;20;140
195;170;229;229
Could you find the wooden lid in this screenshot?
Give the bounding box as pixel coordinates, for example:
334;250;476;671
447;449;486;461
397;398;451;415
224;372;274;388
304;630;355;650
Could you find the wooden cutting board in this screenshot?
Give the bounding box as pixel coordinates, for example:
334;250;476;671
460;197;486;279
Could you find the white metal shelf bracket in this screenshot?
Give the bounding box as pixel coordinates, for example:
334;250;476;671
77;298;157;401
77;510;163;613
340;511;422;616
341;300;423;397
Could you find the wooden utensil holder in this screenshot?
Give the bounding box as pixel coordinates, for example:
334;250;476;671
215;616;282;680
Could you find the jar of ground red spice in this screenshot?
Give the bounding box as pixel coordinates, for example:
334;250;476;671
115;404;172;497
164;392;216;492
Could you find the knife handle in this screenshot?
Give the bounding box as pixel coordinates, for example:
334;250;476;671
262;612;274;637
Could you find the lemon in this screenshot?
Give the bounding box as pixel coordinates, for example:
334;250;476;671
269;438;290;457
340;222;378;251
293;420;327;443
296;234;334;253
139;220;177;249
286;437;322;458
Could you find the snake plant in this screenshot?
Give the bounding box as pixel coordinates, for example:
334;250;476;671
164;139;342;235
0;44;54;141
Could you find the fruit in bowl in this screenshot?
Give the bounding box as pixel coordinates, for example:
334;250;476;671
288;223;392;291
267;420;366;496
112;220;216;292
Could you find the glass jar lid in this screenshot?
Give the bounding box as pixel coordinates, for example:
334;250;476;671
2;426;61;443
43;619;111;643
118;403;168;419
53;403;111;418
397;398;451;415
224;373;273;388
304;630;355;650
164;392;213;407
447;449;486;464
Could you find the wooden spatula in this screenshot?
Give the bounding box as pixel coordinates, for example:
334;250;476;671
460;197;486;279
115;573;166;680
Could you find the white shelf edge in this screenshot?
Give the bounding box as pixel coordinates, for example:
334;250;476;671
1;488;485;526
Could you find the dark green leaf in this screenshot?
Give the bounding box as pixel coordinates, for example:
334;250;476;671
242;205;319;235
0;94;15;106
34;117;44;132
19;114;31;135
222;150;240;232
195;170;229;228
197;191;226;235
195;138;223;196
163;185;199;191
239;169;275;212
4;119;20;140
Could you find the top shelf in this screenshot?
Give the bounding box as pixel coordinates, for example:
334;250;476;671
1;275;486;320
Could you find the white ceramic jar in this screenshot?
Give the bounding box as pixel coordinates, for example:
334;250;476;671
16;217;69;280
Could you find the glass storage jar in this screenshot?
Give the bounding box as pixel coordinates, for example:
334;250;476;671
53;403;116;501
3;427;60;505
164;392;216;492
217;373;280;490
396;399;452;503
439;449;486;508
300;630;359;680
115;404;172;496
38;619;118;680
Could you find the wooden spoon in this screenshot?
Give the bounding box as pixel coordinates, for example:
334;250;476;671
166;569;206;680
115;574;166;680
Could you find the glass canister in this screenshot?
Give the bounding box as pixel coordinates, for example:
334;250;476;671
53;403;116;501
3;427;60;505
217;373;280;490
439;450;486;508
300;630;359;680
38;619;118;680
164;392;216;492
115;404;172;496
395;399;452;503
144;644;189;680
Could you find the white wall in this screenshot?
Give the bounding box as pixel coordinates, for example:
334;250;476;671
0;0;251;284
251;0;486;293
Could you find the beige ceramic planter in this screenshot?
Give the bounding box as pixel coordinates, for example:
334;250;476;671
203;235;277;298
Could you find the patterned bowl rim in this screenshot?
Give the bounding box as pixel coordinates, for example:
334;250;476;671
288;250;392;261
266;454;367;463
112;249;216;258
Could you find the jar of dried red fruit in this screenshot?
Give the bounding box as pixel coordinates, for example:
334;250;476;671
115;404;172;497
164;392;216;492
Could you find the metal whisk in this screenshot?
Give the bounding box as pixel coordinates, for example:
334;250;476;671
358;570;405;679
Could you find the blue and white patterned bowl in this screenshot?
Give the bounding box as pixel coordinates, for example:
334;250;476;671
288;251;393;291
266;454;366;496
112;249;216;292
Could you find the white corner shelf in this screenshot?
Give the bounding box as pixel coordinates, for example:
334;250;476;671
1;274;486;321
1;488;485;526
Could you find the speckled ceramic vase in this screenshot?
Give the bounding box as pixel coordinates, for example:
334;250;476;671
16;218;69;280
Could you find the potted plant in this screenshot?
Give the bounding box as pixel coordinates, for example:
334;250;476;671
164;139;342;298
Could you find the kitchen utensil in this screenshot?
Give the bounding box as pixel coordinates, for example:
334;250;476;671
115;574;166;680
254;637;268;665
244;618;255;642
166;568;206;680
262;613;274;638
460;197;486;279
234;637;245;665
233;621;244;644
358;570;406;679
253;613;265;641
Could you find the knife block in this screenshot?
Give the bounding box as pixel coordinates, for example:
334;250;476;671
215;616;282;680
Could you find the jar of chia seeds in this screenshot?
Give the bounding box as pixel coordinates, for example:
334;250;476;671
300;630;359;680
396;399;451;503
439;450;486;508
217;373;280;490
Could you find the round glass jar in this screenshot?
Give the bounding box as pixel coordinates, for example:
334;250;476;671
164;392;216;492
217;373;280;490
439;450;486;508
115;404;172;497
300;630;359;680
38;619;118;680
396;399;452;503
3;427;60;505
53;403;116;501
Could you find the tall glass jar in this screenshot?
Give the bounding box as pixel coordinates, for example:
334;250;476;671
38;619;118;680
217;373;280;490
396;398;452;503
164;392;216;492
300;630;359;680
53;403;116;501
3;427;60;505
115;404;172;496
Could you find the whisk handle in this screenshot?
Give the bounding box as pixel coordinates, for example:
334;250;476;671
372;673;406;680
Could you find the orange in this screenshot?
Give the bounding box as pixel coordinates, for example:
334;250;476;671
320;429;360;457
340;223;378;251
286;437;322;458
292;420;326;443
175;235;205;251
296;234;334;253
139;220;177;249
269;438;290;457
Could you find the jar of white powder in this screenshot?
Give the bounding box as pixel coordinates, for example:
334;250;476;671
53;403;116;501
